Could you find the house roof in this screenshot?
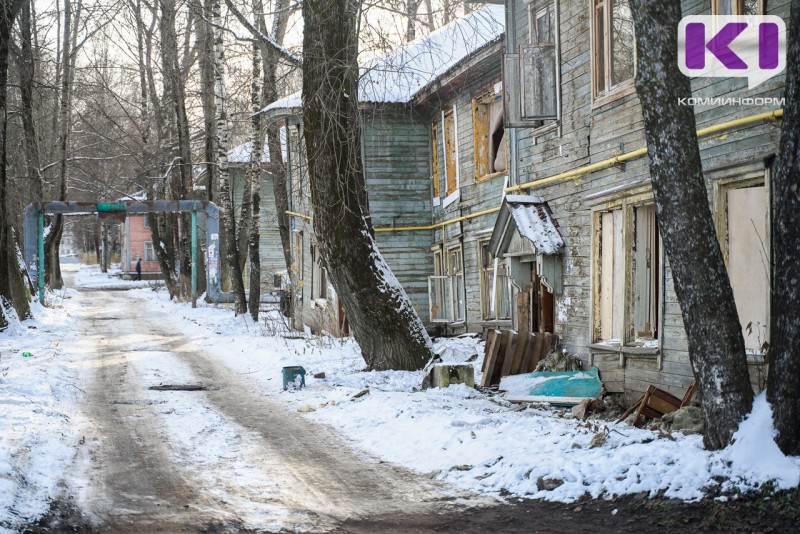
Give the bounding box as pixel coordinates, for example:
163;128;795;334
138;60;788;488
227;139;269;164
262;4;505;116
489;195;565;258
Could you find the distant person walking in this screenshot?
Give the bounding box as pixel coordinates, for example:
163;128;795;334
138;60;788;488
135;258;142;281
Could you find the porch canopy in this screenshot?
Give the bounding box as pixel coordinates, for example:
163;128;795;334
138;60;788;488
488;195;564;293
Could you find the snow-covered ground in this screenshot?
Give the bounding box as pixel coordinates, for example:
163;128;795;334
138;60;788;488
2;263;799;530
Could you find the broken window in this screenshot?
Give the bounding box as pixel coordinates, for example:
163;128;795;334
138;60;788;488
630;205;660;341
712;0;762;15
443;108;458;197
311;245;327;300
431;122;441;199
594;202;661;344
480;240;512;321
473;90;507;181
503;0;560;127
592;0;635;99
597;209;624;342
448;245;466;322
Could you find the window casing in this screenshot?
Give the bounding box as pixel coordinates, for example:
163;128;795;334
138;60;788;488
473;89;508;182
594;201;661;344
503;0;560;127
448;245;466;323
592;0;635;102
143;241;156;262
712;170;770;352
479;240;513;321
712;0;763;15
143;216;150;228
431;122;441;199
443;108;458;197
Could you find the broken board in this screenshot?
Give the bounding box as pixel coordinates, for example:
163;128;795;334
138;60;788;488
498;367;603;405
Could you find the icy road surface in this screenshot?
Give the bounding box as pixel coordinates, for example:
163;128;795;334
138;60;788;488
59;278;478;531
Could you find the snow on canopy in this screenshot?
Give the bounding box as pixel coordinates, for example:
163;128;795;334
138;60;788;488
262;4;505;113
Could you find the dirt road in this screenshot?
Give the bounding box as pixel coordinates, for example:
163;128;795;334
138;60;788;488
53;279;482;532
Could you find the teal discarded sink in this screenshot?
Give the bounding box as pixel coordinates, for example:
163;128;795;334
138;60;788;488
498;367;603;405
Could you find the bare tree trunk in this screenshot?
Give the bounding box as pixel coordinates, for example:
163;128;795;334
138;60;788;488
302;0;432;370
16;0;42;206
629;0;753;449
45;0;79;290
247;39;263;320
198;0;216;201
213;0;246;314
0;0;28;328
768;0;800;455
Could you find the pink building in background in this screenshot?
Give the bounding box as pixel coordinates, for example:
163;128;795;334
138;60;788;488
120;215;161;276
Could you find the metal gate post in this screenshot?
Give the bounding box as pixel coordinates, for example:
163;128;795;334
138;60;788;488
191;205;198;308
37;209;45;302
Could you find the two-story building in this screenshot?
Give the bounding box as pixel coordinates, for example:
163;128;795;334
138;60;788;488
493;0;783;399
262;5;507;334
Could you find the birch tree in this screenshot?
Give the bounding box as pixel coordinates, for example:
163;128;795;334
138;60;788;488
628;0;753;449
302;0;433;371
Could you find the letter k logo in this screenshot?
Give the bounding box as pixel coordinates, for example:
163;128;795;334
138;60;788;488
686;22;748;70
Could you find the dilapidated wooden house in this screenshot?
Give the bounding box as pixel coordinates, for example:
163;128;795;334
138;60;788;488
492;0;784;400
261;5;506;334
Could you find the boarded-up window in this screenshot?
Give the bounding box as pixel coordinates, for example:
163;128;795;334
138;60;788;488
473;91;507;181
598;209;624;341
727;185;769;350
431;123;440;198
443;109;458;196
631;205;660;340
595;203;661;344
593;0;634;97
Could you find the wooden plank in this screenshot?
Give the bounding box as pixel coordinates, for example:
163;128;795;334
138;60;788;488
500;332;519;378
480;330;505;387
500;333;528;378
524;332;544;373
482;330;499;373
517;333;536;375
509;332;530;375
539;332;558;360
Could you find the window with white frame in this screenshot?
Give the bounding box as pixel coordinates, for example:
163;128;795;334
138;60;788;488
594;201;661;344
479;240;512;321
448;245;466;322
143;241;156;262
592;0;635;100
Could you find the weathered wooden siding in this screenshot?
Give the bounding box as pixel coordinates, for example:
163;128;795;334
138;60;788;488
505;0;785;398
428;60;507;333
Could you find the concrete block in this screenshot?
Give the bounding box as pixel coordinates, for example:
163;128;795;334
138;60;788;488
430;363;475;388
